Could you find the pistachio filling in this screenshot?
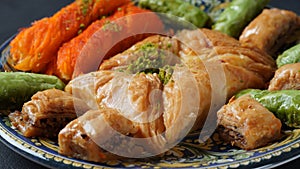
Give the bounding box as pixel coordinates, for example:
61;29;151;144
125;43;175;85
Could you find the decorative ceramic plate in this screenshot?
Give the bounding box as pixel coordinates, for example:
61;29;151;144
1;0;300;169
1;113;300;169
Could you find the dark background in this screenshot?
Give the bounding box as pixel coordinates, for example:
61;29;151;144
0;0;300;168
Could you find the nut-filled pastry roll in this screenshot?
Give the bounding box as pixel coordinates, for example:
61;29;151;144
269;63;300;91
217;95;282;150
239;8;300;57
58;109;135;162
9;89;90;138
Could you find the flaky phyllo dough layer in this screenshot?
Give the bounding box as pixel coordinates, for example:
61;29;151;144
52;28;276;162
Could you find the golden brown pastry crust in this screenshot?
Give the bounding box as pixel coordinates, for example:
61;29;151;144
177;29;275;97
58;108;166;161
268;63;300;91
65;70;115;109
99;35;180;71
9;89;90;138
200;28;241;48
66;71;166;136
239;8;300;57
217;95;282;150
163;59;210;142
58;109;124;162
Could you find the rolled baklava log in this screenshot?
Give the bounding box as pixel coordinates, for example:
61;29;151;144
239;8;300;57
59;71;166;157
58;108;136;162
268;63;300;91
9;89;90;138
100;28;276;101
217;95;282;150
175;28;276;97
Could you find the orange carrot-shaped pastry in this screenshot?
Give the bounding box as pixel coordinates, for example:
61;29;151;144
55;3;164;81
9;0;130;72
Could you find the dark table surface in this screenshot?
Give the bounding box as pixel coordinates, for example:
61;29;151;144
1;0;300;168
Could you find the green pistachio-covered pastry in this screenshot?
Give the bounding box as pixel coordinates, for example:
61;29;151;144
212;0;269;38
235;89;300;128
138;0;209;28
276;43;300;68
0;72;65;115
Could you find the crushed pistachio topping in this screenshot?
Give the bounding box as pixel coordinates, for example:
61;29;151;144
80;0;92;16
125;43;174;85
102;20;123;32
79;23;85;28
